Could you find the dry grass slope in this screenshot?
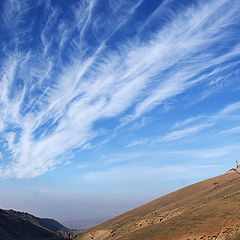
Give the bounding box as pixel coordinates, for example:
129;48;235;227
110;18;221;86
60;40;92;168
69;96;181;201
76;172;240;240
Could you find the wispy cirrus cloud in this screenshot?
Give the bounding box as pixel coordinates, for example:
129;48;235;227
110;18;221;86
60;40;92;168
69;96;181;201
160;143;240;161
218;101;240;116
0;0;240;178
172;116;203;129
125;123;213;148
160;123;213;142
220;126;240;135
125;101;240;148
89;142;240;183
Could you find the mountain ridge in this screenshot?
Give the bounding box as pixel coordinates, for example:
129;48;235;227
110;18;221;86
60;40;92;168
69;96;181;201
0;208;67;240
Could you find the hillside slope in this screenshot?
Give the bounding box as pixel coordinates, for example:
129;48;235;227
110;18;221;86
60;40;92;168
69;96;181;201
76;172;240;240
0;209;67;240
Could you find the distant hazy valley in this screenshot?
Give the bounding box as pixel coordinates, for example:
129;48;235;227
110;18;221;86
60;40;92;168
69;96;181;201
63;217;111;232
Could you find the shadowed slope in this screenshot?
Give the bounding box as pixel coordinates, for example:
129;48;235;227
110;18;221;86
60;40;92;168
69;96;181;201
76;172;240;240
0;209;67;240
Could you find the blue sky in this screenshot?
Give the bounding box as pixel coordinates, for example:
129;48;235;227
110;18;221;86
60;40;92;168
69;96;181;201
0;0;240;222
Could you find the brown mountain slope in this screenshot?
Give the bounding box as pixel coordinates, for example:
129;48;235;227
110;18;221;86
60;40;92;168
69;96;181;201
76;172;240;240
0;208;67;240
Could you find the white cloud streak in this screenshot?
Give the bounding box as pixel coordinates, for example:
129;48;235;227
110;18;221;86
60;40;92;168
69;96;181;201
160;123;213;142
220;126;240;135
162;143;240;160
172;116;203;129
218;101;240;115
125;100;240;148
